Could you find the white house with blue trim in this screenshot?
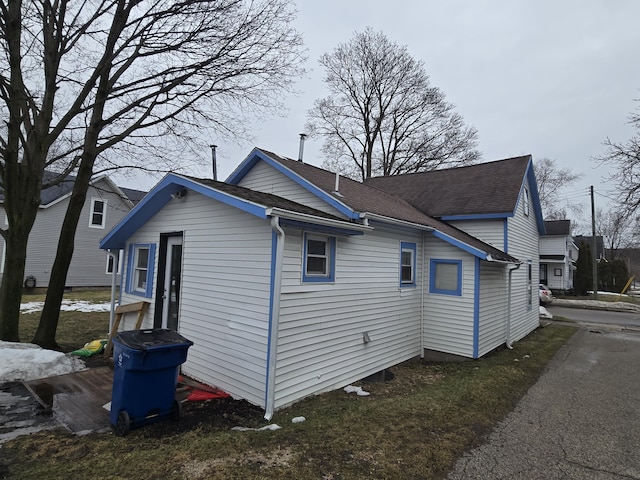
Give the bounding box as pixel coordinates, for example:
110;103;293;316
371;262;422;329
100;148;543;418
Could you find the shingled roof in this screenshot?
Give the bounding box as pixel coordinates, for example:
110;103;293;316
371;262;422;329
365;156;532;218
255;150;519;263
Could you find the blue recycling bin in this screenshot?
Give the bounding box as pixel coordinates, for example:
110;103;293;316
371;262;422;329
110;329;193;436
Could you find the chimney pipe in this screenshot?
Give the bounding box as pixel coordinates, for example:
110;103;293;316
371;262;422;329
298;133;307;162
210;144;218;181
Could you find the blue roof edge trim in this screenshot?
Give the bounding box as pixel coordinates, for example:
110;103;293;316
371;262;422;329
100;174;268;250
516;157;546;235
440;213;514;221
226;149;360;220
431;230;488;259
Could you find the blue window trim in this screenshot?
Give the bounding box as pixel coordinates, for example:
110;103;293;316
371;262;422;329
125;242;156;298
400;242;417;288
429;259;462;296
302;233;336;283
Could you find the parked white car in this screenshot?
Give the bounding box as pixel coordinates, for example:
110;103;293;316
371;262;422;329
539;284;554;305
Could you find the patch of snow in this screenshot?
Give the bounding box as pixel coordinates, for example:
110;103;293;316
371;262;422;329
539;306;553;319
344;385;370;396
231;424;281;432
291;416;306;424
20;300;111;314
0;341;86;383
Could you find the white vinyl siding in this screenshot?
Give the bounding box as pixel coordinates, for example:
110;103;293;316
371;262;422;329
20;179;132;287
273;225;422;409
236;161;348;218
119;191;272;407
446;219;505;251
423;236;476;358
505;177;540;343
477;262;508;357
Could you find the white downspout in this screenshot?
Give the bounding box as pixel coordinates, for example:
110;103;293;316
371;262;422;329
265;216;285;420
506;263;522;349
107;249;119;334
420;232;426;358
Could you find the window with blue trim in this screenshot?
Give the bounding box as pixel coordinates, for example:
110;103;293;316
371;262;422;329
126;243;156;297
400;242;416;287
303;233;335;282
429;259;462;296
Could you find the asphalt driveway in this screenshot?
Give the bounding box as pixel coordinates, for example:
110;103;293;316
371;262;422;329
448;326;640;479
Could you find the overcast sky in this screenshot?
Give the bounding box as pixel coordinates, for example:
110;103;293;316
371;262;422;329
125;1;640;224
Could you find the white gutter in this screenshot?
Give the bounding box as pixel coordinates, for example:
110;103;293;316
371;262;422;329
106;249;120;334
265;216;285;420
505;262;523;349
267;207;373;232
360;212;435;232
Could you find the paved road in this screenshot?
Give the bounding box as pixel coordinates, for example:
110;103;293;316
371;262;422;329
548;305;640;330
448;327;640;479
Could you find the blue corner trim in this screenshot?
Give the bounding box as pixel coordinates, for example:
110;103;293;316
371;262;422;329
226;149;360;220
100;173;268;250
473;257;480;359
265;230;277;408
431;231;487;259
516;158;546;235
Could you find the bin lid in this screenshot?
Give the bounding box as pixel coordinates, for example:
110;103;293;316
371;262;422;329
113;329;193;350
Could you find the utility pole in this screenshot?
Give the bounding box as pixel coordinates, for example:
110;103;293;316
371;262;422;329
590;185;598;300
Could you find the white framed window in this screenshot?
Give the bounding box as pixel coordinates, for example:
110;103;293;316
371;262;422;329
106;251;123;274
126;243;156;297
429;259;462;296
400;242;417;287
303;233;335;282
523;187;530;217
89;198;107;228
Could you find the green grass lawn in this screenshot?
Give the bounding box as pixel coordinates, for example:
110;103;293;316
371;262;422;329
3;293;577;479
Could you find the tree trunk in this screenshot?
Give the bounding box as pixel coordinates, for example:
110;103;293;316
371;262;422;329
32;157;97;349
0;231;31;341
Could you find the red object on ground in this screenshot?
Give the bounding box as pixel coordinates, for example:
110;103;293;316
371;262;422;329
178;375;230;402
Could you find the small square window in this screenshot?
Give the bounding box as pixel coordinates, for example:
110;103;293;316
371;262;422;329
400;242;416;287
429;259;462;296
90;198;107;228
303;233;335;282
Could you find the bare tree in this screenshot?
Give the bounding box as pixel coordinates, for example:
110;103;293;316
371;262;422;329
306;28;480;181
533;157;583;220
596;100;640;215
0;0;305;346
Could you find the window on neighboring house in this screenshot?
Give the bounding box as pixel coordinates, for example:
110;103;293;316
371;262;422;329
303;233;335;282
126;243;155;297
90;198;107;228
400;242;417;287
527;261;533;308
106;251;123;274
523;187;530;217
429;259;462;296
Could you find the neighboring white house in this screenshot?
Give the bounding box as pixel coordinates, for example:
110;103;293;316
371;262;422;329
539;220;578;293
0;172;145;289
100;148;544;418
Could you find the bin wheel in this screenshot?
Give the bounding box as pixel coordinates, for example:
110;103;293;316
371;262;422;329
171;400;183;421
114;410;130;436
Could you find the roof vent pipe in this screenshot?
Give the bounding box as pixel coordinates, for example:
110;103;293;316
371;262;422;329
335;172;340;192
298;133;307;162
210;144;218;181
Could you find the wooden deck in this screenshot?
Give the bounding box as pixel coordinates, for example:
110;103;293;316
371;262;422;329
24;367;113;434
